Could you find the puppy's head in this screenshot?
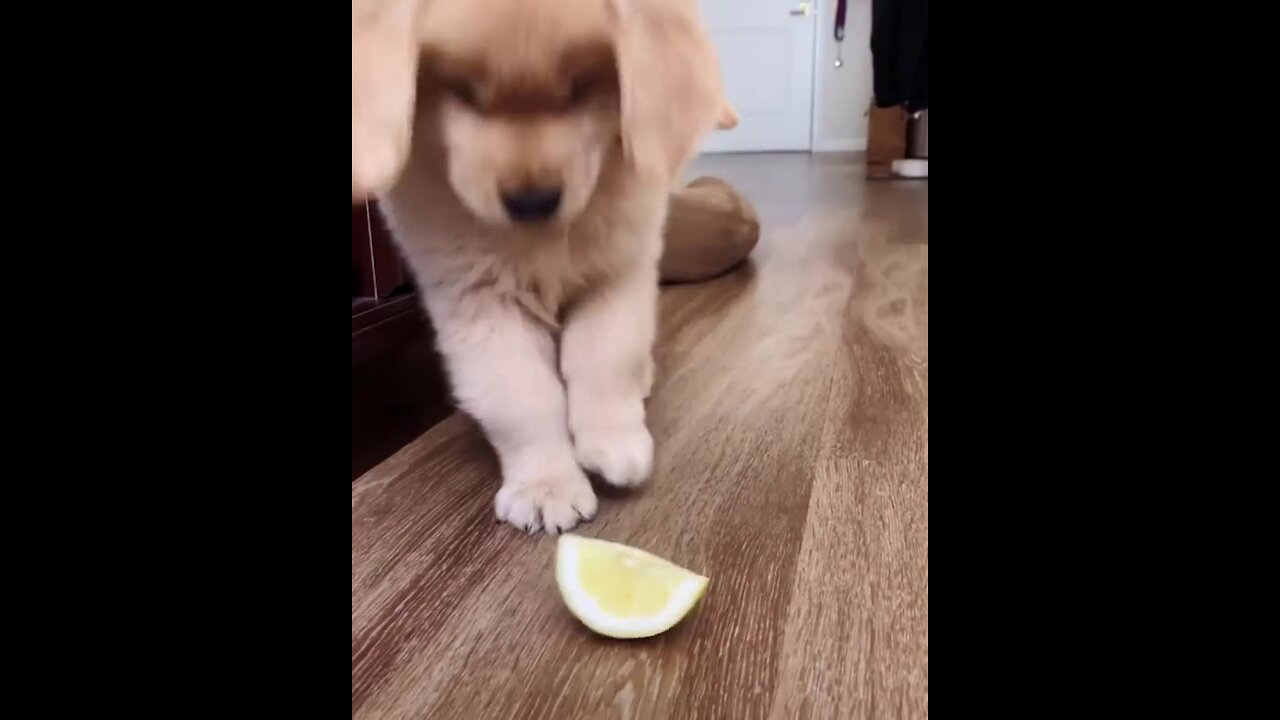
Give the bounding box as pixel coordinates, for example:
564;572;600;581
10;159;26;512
416;0;620;226
352;0;730;226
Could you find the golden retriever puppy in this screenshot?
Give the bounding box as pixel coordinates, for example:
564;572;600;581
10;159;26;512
352;0;728;533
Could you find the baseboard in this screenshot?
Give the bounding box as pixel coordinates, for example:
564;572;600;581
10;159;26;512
814;137;868;153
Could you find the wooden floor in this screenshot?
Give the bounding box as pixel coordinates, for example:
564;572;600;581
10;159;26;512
352;153;928;719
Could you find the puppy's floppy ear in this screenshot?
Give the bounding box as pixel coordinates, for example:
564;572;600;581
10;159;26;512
352;0;423;200
609;0;727;184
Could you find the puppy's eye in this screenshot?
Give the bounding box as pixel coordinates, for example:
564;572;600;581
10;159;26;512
569;77;596;105
446;81;478;109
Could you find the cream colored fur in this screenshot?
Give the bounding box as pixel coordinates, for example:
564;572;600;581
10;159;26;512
355;0;727;532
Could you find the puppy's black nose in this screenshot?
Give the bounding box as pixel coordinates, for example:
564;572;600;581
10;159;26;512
501;187;562;222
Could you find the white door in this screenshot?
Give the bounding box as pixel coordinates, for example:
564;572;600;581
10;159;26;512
699;0;817;152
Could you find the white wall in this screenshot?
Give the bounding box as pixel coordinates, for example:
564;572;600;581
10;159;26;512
812;0;873;152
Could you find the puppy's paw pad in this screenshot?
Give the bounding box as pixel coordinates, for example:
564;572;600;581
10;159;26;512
495;471;598;534
574;426;654;488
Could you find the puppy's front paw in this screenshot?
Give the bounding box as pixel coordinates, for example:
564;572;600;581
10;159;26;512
574;425;654;488
494;465;598;534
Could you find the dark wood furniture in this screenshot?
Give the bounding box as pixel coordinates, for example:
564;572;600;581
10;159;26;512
352;201;452;480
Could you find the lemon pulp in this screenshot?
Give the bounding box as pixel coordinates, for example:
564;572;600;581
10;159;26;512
556;535;708;639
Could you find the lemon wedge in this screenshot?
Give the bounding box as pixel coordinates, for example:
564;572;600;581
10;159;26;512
556;535;708;639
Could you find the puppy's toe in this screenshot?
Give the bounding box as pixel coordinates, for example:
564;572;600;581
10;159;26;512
574;426;653;488
494;469;598;535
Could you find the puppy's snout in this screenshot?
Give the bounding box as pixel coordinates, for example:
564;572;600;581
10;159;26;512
501;187;562;222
